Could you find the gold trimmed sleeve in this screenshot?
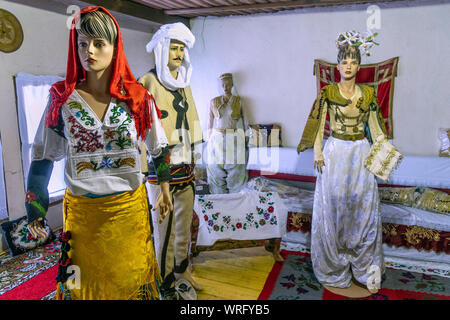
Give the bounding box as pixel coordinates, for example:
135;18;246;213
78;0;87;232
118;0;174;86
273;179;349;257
297;90;328;159
313;99;327;161
367;94;387;142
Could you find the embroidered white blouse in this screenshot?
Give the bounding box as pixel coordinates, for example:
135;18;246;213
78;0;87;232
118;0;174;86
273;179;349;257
32;90;168;196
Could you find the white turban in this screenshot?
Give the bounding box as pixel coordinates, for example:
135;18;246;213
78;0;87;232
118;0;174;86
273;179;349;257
146;22;195;91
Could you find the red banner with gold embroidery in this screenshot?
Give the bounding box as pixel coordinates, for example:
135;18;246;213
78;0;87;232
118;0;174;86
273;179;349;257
314;57;399;139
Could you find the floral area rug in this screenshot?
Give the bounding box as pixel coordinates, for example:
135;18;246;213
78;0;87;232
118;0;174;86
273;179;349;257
0;240;60;300
258;250;450;300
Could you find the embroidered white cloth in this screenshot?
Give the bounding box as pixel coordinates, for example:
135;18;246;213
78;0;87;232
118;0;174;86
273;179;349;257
364;135;403;181
146;22;195;91
194;191;288;246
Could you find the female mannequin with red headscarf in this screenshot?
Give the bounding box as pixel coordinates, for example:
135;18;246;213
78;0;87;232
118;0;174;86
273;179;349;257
25;7;172;300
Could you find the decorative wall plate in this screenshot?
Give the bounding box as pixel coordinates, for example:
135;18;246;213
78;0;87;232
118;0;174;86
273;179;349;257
0;8;23;53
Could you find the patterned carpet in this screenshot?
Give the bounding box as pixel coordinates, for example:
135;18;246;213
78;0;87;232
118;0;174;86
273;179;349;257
258;250;450;300
2;242;449;300
0;240;60;300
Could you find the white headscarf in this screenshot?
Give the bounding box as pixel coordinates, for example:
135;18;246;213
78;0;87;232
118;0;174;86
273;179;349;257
146;22;195;91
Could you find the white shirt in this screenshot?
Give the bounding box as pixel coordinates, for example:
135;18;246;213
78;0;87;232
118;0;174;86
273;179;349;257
32;90;168;196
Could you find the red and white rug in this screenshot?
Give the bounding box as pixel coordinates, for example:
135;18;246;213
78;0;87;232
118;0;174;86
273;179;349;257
259;250;450;300
0;240;60;300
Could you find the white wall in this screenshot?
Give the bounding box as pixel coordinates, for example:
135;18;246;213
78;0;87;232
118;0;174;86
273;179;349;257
0;0;155;249
189;0;450;157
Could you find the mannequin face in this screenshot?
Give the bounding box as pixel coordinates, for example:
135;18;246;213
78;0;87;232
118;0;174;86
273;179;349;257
167;39;185;71
221;78;233;96
337;56;360;81
77;33;115;73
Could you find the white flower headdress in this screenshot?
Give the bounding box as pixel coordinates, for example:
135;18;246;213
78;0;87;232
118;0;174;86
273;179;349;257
336;30;379;56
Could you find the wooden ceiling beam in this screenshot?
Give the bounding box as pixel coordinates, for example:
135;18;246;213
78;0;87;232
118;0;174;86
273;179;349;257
79;0;190;25
164;0;404;15
132;0;172;9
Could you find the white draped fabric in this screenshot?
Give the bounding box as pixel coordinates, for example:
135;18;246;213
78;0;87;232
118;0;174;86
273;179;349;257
311;136;384;288
206;130;248;193
14;72;66;199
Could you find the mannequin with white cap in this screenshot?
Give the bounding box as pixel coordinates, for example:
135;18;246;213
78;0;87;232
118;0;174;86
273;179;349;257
206;72;248;194
140;22;203;300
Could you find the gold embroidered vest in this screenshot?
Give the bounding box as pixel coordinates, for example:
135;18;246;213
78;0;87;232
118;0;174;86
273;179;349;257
297;83;385;153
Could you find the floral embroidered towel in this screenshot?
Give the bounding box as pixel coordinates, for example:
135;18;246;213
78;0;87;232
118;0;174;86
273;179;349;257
194;191;288;246
364;136;403;181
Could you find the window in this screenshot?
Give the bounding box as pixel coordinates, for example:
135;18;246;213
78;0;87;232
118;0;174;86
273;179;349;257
15;73;66;201
0;135;8;220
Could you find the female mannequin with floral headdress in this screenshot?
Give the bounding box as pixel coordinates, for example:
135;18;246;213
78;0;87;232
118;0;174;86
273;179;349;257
297;31;401;298
25;6;173;300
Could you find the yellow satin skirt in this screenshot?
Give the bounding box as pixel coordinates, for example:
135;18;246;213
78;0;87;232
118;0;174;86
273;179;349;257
56;184;161;300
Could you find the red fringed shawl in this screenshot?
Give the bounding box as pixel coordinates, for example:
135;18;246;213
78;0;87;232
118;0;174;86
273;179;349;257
46;6;160;140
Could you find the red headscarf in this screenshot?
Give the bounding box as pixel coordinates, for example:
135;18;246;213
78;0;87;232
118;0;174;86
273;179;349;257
46;6;160;140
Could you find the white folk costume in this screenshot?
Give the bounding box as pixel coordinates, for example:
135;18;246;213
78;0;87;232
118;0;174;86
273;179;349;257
31;92;168;300
33;91;168;195
140;22;203;297
206;74;248;193
298;82;401;288
25;7;171;300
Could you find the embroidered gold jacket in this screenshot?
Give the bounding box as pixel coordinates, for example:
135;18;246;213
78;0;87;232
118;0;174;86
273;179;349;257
297;84;387;161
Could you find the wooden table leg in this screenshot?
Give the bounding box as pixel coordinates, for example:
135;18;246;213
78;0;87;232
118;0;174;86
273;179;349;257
265;238;284;262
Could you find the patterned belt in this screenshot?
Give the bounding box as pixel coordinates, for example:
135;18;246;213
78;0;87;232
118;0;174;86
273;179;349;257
331;131;365;141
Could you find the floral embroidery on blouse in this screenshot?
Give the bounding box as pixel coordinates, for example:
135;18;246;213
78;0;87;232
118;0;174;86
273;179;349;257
109;105;123;124
75;156;136;174
67;116;104;153
67;101;95;126
62;93;140;180
104;111;133;151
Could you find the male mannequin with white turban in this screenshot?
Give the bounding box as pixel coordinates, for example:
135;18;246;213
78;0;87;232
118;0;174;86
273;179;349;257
140;22;203;300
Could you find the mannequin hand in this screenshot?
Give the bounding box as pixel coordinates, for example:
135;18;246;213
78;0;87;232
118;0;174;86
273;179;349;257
193;152;201;162
153;181;173;224
27;218;48;240
314;159;326;174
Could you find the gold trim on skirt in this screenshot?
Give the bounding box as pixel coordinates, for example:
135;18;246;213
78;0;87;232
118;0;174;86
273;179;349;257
57;184;161;300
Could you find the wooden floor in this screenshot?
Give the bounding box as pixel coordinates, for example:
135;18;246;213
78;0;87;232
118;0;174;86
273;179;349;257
190;246;275;300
